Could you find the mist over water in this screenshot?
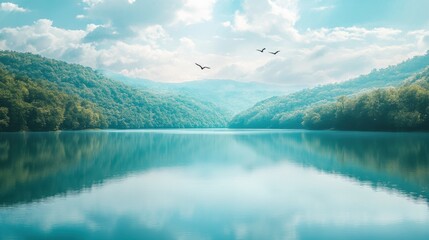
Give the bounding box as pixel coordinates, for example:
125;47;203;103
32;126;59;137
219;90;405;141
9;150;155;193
1;130;428;239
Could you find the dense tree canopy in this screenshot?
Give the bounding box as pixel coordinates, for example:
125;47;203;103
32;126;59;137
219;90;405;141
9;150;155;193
0;51;227;131
229;51;429;129
302;68;429;131
0;67;106;131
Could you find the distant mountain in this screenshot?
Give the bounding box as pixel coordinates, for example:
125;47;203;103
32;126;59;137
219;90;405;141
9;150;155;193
0;51;227;131
103;71;288;117
229;51;429;128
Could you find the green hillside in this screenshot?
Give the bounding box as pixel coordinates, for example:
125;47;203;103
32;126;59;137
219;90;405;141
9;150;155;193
0;67;106;131
0;51;227;131
302;67;429;131
103;71;287;117
229;51;429;128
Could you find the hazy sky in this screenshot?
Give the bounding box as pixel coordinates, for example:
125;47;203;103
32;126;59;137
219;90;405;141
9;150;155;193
1;0;429;88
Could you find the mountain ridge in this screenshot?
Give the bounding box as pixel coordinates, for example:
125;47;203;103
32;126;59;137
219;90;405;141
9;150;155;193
0;50;228;131
102;71;288;116
229;50;429;128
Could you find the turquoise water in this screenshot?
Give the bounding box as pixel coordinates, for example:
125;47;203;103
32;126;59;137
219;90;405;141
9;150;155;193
0;130;428;239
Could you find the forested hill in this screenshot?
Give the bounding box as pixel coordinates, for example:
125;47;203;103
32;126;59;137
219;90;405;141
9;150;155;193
103;71;287;116
229;51;429;128
302;67;429;131
0;51;227;131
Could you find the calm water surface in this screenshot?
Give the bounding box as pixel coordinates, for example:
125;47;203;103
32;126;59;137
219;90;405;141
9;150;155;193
0;130;429;239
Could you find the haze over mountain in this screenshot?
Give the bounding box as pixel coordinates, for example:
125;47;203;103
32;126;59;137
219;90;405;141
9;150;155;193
103;71;288;116
2;49;429;132
0;51;227;131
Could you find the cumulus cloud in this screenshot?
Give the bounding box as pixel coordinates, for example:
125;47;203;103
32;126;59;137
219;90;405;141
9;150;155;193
83;25;120;43
132;25;170;45
0;2;28;12
0;19;217;82
0;19;99;67
227;0;300;40
305;27;402;42
175;0;217;25
82;0;104;7
408;30;429;49
82;0;182;39
2;0;429;89
311;5;335;12
0;19;86;55
248;42;425;88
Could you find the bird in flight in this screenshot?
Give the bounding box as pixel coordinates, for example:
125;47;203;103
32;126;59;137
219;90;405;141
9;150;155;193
269;50;280;55
195;63;210;70
257;48;266;53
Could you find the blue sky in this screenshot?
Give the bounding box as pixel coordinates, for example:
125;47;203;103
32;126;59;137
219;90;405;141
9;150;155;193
1;0;429;89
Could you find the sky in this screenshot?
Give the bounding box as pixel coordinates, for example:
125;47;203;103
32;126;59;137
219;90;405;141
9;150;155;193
1;0;429;89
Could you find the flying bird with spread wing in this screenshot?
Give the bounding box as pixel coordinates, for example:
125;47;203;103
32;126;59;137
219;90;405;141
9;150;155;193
195;63;210;70
257;48;266;53
269;50;280;55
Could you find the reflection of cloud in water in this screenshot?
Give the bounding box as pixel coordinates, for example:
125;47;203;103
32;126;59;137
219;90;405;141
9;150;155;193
1;161;428;239
1;130;429;239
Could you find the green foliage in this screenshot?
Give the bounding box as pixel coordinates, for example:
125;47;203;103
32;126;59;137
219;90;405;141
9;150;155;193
230;51;429;128
0;66;105;131
0;51;227;130
105;71;287;117
302;68;429;131
0;107;9;128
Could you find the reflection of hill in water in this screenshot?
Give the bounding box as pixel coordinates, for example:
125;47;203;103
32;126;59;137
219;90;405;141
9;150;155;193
0;131;247;206
235;131;429;203
1;130;428;206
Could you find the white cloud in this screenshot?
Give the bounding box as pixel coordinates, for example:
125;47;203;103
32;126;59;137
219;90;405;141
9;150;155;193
82;0;104;7
311;5;335;12
133;25;170;45
179;37;195;50
0;2;28;12
0;19;97;67
222;21;231;27
0;19;86;54
0;18;211;82
305;27;402;42
3;162;428;238
83;0;183;34
86;23;101;32
1;9;429;89
408;30;429;48
228;0;300;40
248;42;425;88
175;0;217;25
76;14;86;19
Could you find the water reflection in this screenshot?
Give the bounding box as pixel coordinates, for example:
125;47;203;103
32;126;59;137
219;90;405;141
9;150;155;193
0;130;264;205
235;131;429;202
0;130;429;239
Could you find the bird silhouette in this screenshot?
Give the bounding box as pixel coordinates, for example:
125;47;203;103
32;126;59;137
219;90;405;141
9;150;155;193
269;50;280;55
195;63;210;70
257;48;266;53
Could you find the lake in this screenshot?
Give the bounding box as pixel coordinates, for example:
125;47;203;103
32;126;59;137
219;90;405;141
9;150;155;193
0;130;428;239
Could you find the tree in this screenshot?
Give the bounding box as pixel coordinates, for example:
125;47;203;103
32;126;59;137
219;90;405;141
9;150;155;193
0;107;9;129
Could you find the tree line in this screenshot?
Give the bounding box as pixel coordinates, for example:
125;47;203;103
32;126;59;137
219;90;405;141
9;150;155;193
0;51;227;131
0;67;106;131
229;51;429;129
302;69;429;131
